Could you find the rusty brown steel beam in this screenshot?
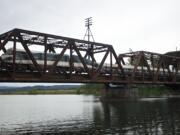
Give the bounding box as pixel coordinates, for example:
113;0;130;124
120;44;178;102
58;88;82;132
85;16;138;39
83;46;96;63
119;50;180;61
69;41;73;78
92;50;109;79
11;28;112;48
0;32;12;53
51;42;69;72
83;51;88;59
131;52;142;82
44;36;47;74
173;62;180;82
120;57;125;65
4;38;87;51
142;52;152;76
73;41;91;77
12;36;16;79
0;40;6;53
110;47;125;77
2;37;110;53
154;56;163;81
1;72;180;84
110;51;112;79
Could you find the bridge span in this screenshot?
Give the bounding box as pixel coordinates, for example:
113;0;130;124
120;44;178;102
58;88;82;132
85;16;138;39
0;28;180;85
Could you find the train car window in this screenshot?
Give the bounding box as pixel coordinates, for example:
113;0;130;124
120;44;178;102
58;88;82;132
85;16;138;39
47;53;57;61
16;51;29;60
85;59;92;65
33;53;42;60
64;55;70;61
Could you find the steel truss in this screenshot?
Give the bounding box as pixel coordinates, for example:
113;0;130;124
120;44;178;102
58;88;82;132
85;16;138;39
0;28;180;84
0;28;124;83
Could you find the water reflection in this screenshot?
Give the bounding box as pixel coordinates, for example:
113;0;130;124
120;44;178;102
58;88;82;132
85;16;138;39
98;98;180;135
0;95;180;134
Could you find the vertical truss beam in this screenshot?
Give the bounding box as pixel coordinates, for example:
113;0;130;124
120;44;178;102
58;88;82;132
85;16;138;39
154;56;163;82
0;32;12;53
69;41;73;77
110;51;112;79
173;61;180;82
12;36;16;78
131;52;142;82
142;53;152;78
44;36;47;74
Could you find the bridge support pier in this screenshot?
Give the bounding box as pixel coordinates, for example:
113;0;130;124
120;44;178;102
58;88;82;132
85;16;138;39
101;84;139;100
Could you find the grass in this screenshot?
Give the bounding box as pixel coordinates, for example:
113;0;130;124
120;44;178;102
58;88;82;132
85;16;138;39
137;85;170;97
76;84;104;95
0;84;173;98
0;89;78;95
0;84;104;95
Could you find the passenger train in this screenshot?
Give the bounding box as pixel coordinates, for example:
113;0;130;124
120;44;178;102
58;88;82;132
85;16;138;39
1;48;96;72
0;48;175;75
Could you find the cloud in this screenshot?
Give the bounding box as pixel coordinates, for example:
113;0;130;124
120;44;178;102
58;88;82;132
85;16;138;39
1;0;180;53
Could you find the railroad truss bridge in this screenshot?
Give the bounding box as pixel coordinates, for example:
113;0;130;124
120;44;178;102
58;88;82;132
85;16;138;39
0;28;180;85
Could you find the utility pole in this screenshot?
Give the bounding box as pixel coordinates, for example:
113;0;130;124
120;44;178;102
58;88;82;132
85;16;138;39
83;17;95;60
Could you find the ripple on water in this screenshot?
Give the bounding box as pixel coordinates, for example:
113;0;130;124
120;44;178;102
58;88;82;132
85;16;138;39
0;95;180;134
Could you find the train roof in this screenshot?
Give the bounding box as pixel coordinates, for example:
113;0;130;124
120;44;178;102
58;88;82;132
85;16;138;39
6;47;69;56
6;48;42;53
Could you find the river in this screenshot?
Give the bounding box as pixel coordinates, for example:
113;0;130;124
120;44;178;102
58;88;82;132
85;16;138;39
0;95;180;134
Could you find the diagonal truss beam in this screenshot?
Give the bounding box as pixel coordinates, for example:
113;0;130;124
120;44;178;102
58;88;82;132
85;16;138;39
72;41;91;77
51;42;69;72
92;50;109;79
142;53;152;77
131;52;142;82
0;32;13;53
17;33;42;75
110;47;125;77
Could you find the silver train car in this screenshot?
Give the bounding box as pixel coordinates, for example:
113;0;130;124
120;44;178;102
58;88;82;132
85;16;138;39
1;48;174;75
1;48;96;72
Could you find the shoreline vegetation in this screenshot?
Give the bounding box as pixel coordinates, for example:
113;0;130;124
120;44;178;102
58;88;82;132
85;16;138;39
0;84;103;95
0;84;179;97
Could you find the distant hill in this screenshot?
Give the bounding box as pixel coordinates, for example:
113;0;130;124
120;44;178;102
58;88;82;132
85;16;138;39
0;85;81;92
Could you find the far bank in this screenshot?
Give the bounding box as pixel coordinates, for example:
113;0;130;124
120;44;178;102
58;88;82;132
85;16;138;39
0;84;180;99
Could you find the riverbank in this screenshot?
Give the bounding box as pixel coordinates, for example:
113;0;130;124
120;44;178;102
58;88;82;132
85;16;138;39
0;84;179;98
0;84;103;95
0;89;78;95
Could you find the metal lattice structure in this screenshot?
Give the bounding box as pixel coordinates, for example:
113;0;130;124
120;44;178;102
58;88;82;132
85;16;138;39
0;28;180;84
0;28;125;83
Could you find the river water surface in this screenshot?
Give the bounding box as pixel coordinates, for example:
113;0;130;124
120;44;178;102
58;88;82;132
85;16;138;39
0;95;180;134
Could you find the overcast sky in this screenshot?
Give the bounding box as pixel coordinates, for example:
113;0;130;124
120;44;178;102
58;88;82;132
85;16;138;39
1;0;180;54
1;0;180;86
